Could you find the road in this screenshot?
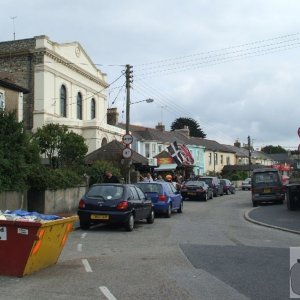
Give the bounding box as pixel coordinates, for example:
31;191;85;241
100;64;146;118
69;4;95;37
1;191;300;299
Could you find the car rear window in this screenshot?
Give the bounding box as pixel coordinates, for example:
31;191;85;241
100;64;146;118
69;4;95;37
199;178;212;185
252;172;280;185
136;183;163;194
186;181;204;187
87;185;124;200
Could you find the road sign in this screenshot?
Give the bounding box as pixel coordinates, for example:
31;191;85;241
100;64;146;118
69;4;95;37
122;147;132;159
298;127;300;138
122;134;133;145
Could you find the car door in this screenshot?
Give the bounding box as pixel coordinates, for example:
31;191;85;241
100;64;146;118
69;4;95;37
166;182;181;209
129;186;144;220
136;186;152;218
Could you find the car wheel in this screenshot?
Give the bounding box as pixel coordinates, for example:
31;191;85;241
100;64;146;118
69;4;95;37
177;201;183;213
125;214;134;231
287;195;297;211
165;204;172;218
210;192;213;199
203;192;208;202
80;220;90;230
227;190;230;195
252;201;258;207
242;188;245;191
146;209;155;224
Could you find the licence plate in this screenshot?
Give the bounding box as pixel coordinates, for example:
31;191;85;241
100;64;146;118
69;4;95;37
263;189;271;193
91;214;109;220
187;192;196;195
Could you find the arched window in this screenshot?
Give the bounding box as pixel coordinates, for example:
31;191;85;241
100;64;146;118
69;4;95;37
60;85;67;117
91;98;96;119
0;92;5;111
77;92;82;120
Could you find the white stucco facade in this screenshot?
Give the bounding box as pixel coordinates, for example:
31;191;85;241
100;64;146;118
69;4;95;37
32;36;124;153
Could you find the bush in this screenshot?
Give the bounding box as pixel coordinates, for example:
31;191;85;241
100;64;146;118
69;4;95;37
86;161;121;186
27;165;83;191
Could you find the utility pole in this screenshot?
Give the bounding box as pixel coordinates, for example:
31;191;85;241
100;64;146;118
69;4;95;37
125;64;133;135
248;135;252;177
125;64;133;183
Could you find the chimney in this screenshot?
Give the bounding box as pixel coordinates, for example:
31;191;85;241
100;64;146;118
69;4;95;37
155;122;165;131
234;139;241;148
107;107;119;126
175;125;190;137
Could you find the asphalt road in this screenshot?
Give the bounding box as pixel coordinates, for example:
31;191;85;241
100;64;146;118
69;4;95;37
1;191;300;299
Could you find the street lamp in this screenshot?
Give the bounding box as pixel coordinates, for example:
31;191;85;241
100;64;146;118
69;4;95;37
126;98;154;134
125;98;154;183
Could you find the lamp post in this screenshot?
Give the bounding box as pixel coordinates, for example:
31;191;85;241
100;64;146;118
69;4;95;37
124;97;154;183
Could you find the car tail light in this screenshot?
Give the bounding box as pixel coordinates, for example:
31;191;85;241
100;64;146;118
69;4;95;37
117;201;129;210
78;199;86;209
158;194;167;202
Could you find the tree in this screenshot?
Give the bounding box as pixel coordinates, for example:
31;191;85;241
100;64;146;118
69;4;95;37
261;145;287;154
33;123;68;168
59;131;88;167
170;117;206;138
0;110;40;192
33;123;88;169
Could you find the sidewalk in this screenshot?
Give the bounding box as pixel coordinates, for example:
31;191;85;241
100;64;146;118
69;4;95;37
245;203;300;234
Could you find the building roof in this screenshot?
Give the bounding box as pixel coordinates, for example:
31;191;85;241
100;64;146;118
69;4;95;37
0;78;29;93
84;139;148;165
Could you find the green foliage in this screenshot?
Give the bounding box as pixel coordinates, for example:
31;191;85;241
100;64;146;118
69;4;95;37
261;145;287;154
59;132;88;167
86;160;121;186
171;117;206;138
0;111;40;192
32;123;88;169
27;165;83;191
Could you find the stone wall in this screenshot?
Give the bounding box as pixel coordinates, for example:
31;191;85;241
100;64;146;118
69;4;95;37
0;38;38;129
0;191;27;211
27;186;87;215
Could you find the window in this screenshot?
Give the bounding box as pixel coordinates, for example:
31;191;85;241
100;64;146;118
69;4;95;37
145;143;150;158
158;145;163;153
77;92;82;120
60;85;67;117
215;153;218;165
221;155;223;165
226;156;230;165
209;153;212;165
151;144;157;157
91;98;96;119
0;92;5;111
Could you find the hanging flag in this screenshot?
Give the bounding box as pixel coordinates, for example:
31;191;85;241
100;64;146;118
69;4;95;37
167;141;184;166
180;144;194;165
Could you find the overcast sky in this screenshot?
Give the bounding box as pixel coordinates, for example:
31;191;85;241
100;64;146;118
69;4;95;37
2;1;300;150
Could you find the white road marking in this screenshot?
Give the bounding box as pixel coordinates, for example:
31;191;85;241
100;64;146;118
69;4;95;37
77;243;82;252
99;286;117;300
81;233;87;239
82;259;93;272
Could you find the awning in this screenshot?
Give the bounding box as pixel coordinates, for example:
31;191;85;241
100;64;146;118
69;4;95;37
154;163;178;172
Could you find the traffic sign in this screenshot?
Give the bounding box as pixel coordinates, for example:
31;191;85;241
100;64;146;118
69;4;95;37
122;147;133;159
298;127;300;138
122;134;133;145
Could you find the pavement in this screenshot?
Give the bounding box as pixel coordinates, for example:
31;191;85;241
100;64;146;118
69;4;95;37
245;201;300;235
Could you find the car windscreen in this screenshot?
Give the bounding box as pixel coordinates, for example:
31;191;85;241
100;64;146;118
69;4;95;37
252;172;281;185
136;183;163;194
87;185;124;200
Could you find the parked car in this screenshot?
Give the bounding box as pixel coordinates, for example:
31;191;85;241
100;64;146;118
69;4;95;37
241;178;252;190
135;181;183;217
181;180;213;201
251;168;285;207
220;179;236;195
77;183;155;231
197;176;223;197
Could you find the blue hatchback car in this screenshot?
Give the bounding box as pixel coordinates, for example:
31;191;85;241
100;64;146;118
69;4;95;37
135;181;183;217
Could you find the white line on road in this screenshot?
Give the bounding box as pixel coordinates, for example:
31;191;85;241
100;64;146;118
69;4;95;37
82;259;93;272
77;243;82;252
81;233;87;239
99;286;117;300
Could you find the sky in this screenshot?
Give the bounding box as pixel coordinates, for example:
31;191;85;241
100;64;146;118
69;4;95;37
1;0;300;150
